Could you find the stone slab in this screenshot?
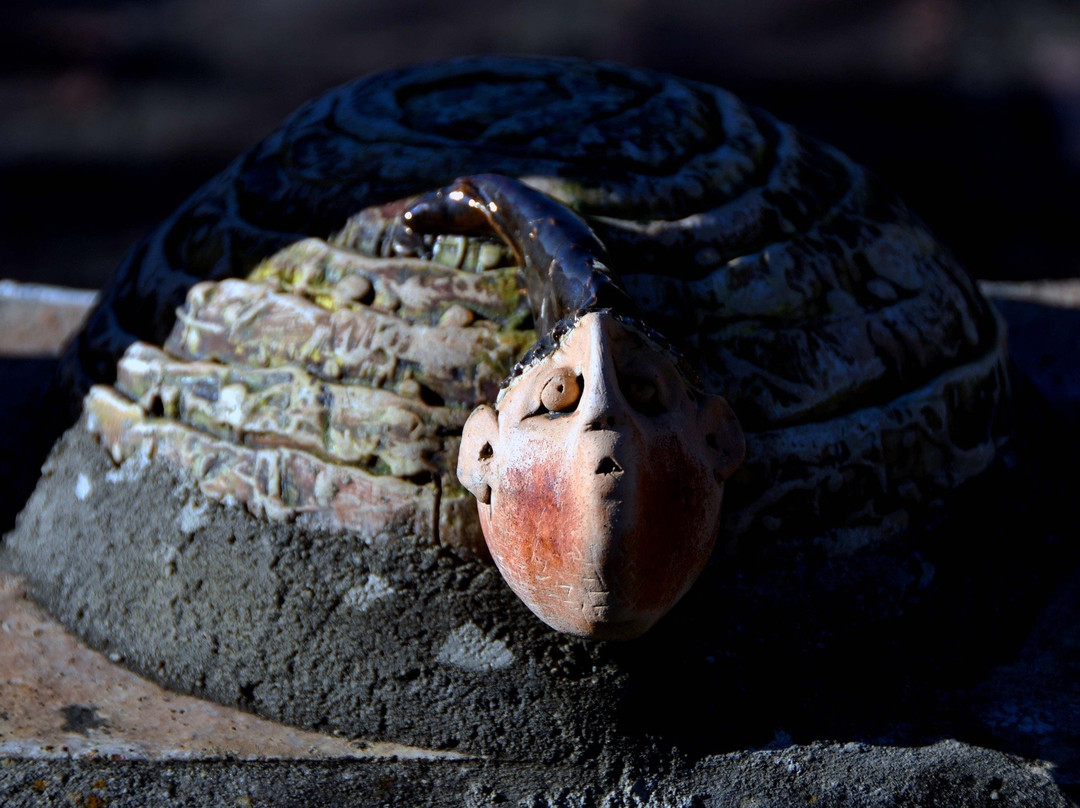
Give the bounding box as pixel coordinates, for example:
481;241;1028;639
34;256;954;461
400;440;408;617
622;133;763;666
4;554;1069;805
0;281;95;358
0;569;465;763
981;283;1080;427
0;740;1072;807
2;281;1080;804
0;574;1074;807
0;280;95;532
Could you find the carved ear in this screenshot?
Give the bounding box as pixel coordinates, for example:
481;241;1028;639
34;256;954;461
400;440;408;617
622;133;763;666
699;395;746;483
457;404;500;505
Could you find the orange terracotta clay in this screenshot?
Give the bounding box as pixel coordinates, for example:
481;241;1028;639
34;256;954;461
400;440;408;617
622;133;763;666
459;311;744;640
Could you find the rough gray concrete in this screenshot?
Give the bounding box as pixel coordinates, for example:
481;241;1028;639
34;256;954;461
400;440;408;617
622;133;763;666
3;386;1075;767
4;526;1074;805
2;278;1080;803
0;568;467;762
0;740;1072;807
2;421;629;762
1;282;1079;802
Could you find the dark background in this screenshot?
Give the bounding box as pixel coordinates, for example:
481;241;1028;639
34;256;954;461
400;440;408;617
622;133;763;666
3;0;1080;292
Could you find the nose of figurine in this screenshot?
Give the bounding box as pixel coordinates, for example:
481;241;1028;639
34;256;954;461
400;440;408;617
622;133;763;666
577;314;625;430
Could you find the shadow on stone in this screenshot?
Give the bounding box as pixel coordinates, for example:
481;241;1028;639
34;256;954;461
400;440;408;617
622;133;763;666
0;357;68;536
604;362;1080;784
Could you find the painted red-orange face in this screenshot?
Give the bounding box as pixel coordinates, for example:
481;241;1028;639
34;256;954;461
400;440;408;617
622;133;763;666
458;313;745;640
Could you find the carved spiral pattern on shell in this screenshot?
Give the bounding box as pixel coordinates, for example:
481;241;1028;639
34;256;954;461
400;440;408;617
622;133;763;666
70;56;1008;552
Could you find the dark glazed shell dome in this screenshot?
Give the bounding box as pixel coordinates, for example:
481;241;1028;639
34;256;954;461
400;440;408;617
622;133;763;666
65;55;1006;550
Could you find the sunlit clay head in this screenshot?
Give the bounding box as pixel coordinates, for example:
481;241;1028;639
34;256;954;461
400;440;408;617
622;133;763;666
457;311;746;640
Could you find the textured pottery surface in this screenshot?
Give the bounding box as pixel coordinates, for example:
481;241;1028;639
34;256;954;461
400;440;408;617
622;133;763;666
3;56;1010;761
63;56;1007;553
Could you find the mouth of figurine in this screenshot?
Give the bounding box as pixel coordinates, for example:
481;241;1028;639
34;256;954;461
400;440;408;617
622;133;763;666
590;451;632;503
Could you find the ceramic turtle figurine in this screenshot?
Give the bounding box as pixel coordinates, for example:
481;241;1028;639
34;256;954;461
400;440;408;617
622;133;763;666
3;55;1008;754
62;55;1005;629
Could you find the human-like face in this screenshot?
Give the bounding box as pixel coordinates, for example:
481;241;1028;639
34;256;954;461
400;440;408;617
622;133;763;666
458;312;744;640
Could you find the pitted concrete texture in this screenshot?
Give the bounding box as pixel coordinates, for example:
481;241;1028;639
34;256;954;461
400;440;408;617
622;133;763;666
1;573;1077;807
0;569;467;762
1;421;630;762
4;559;1073;806
0;741;1074;807
5;400;1078;768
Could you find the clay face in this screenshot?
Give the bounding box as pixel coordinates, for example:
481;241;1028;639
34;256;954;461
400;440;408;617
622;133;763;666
459;312;745;640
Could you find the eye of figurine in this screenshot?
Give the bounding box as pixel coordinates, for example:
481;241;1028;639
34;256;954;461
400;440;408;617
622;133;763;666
619;373;663;416
537;367;582;415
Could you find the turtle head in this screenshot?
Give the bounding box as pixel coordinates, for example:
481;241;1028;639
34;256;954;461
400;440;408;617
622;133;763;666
458;310;745;640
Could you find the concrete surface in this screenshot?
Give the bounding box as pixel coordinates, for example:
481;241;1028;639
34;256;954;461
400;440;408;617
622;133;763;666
2;279;1080;804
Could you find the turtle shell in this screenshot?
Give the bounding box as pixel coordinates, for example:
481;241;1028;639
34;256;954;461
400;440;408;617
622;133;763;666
63;54;1007;554
2;55;1010;759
